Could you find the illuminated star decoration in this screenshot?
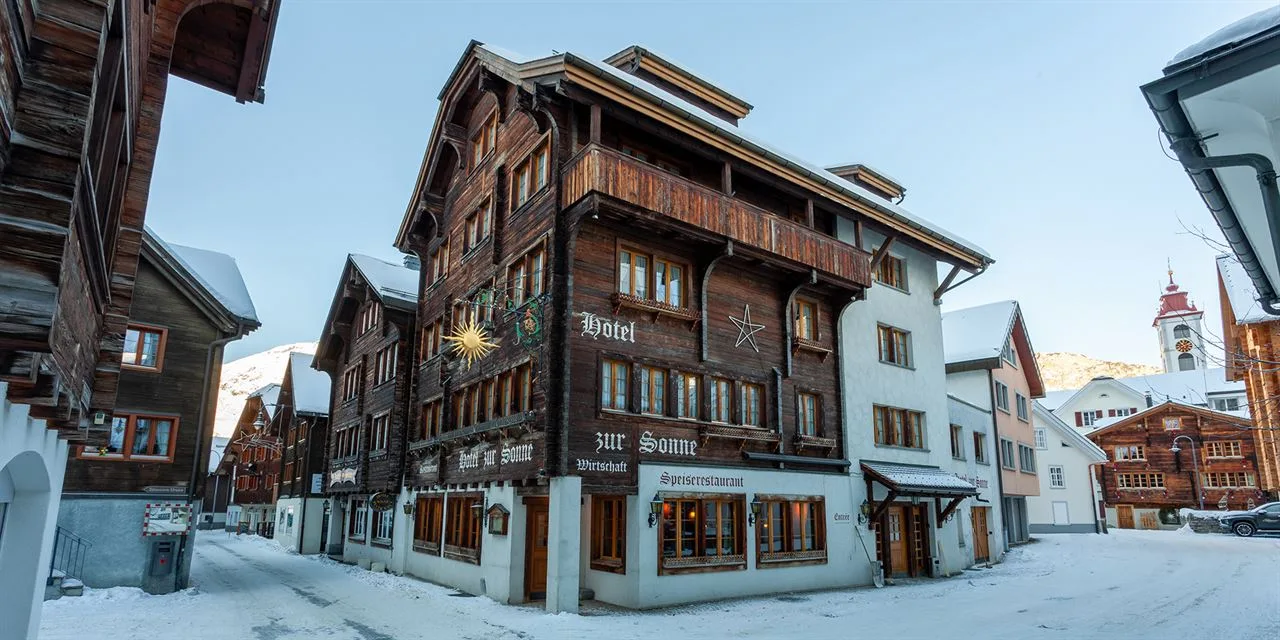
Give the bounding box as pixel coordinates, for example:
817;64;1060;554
444;319;499;369
729;304;765;353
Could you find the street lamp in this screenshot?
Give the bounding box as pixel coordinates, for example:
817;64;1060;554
1170;435;1204;510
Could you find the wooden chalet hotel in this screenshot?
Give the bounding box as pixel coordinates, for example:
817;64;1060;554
323;42;991;612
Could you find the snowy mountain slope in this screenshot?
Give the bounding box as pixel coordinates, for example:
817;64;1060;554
214;342;317;438
1036;352;1162;391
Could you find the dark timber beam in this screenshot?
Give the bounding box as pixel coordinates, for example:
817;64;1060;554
589;104;602;144
699;241;734;361
934;264;961;303
936;496;965;522
804;199;814;228
721;162;732;195
869;236;897;274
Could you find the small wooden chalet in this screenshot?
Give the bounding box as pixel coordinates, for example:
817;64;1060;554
1218;253;1280;494
314;255;418;558
1088;401;1269;529
388;42;990;611
273;351;333;554
59;229;258;593
221;384;284;536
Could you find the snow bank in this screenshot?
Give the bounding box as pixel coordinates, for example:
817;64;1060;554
1179;508;1250;520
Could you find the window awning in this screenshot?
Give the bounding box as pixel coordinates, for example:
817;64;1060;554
861;461;979;497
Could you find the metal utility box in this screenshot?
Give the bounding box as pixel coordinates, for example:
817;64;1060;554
149;540;175;576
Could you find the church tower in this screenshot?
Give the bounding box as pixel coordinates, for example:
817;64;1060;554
1153;268;1205;373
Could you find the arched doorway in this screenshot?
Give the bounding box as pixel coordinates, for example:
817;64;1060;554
0;450;55;638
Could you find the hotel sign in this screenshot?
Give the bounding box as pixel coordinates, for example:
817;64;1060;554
579;312;636;343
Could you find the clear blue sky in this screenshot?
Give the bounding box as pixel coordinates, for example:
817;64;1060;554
143;0;1274;365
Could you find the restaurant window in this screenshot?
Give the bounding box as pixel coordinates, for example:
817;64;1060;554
122;325;166;370
757;498;826;565
877;324;911;367
950;424;964;459
1204;441;1242;458
371;413;390;453
359;301;382;335
873;405;924;449
349;499;368;540
80;414;178;462
874;253;907;291
471;112;496;168
445;495;482;563
659;496;745;571
1114;445;1145;461
414;495;444;552
374;343;398;386
795;299;817;341
710;378;732;423
675;372;699;420
591;496;626;573
372;508;394;545
617;247;688;308
639;366;666;415
798;393;819;436
740;382;763;427
342;365;361;402
601;360;629;411
973;432;988;464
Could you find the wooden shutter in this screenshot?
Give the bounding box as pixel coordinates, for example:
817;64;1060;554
1108;409;1115;417
1075;412;1082;427
1095;410;1103;419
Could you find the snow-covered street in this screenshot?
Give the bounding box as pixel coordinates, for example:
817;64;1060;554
41;530;1280;640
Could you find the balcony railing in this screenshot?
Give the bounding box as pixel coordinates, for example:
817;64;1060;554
562;144;872;288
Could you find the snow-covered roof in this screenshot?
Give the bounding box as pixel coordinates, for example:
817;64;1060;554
1034;402;1106;462
1217;253;1272;324
474;43;991;265
1040;389;1075;412
861;461;978;496
1168;5;1280;67
287;352;330;416
942;300;1019;364
249;383;282;419
144;227;258;326
350;254;418;308
1050;368;1247;417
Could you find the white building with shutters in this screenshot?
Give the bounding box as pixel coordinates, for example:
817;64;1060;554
1042;370;1248;434
1026;403;1106;534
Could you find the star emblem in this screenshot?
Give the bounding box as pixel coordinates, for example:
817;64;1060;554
730;304;765;353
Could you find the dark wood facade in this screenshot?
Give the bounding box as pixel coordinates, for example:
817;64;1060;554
1088;402;1270;513
275;354;330;500
63;232;255;498
0;0;279;436
1218;274;1280;494
392;43;995;496
315;257;417;497
223;389;282;508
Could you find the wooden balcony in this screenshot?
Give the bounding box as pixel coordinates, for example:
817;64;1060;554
562;144;872;289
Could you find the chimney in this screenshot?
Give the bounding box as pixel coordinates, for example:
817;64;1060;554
403;254;421;271
1145;392;1153;408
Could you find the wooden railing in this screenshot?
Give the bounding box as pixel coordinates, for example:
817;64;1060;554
562;144;872;288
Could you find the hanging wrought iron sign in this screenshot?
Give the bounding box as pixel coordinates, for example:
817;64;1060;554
369;492;396;512
514;298;545;349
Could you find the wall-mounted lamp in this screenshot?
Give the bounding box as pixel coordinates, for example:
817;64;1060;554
647;494;663;527
748;498;763;525
858;500;872;525
402;501;415;516
471;499;487;527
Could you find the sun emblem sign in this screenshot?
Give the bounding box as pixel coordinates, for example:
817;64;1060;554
444;319;499;369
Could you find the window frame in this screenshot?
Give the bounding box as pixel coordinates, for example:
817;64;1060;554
462;200;493;256
873;252;908;292
739;382;764;428
471;111;497;169
973;432;989;464
591;495;627;573
1016;393;1029;422
876;324;912;368
121;324;167;372
413;495;444;553
994;381;1010;413
873;405;926;449
78;413;180;462
797;392;820;437
373;343;399;387
443;494;483;563
999;438;1017;470
1034;427;1047;449
341;364;361;402
1114;445;1145;461
755;497;827;567
370;412;391;453
371;507;394;546
1203;441;1243;459
638;365;666;416
658;494;746;573
349;499;369;540
1116;472;1165;489
1018;443;1036;474
674;371;700;421
601;359;630;412
710;377;733;424
949;424;965;460
615;244;689;309
1049;465;1065;489
794;298;819;342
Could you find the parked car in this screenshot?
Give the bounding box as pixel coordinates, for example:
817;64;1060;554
1221;502;1280;537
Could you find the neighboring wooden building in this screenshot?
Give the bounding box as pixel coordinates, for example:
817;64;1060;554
58;229;258;593
1218;253;1280;495
314;255;418;564
273;352;333;554
221;384;283;536
1;1;279;632
1088;402;1267;529
384;42;990;611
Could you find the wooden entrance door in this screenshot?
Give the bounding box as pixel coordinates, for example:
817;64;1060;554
1116;505;1135;529
887;505;908;575
971;507;990;563
524;499;549;601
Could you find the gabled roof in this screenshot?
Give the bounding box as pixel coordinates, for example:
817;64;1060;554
249;383;282;419
1218;253;1273;325
1047;368;1247;417
396;42;991;270
1033;402;1106;462
285;352;330;417
941;300;1045;397
142;227;260;332
1085;399;1252;440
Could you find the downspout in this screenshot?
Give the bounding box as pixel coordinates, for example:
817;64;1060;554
533;96;569;477
986;369;1008;550
1086;461;1107;535
181;321;248;591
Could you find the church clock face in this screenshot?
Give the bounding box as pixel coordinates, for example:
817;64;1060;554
1175;339;1194;353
